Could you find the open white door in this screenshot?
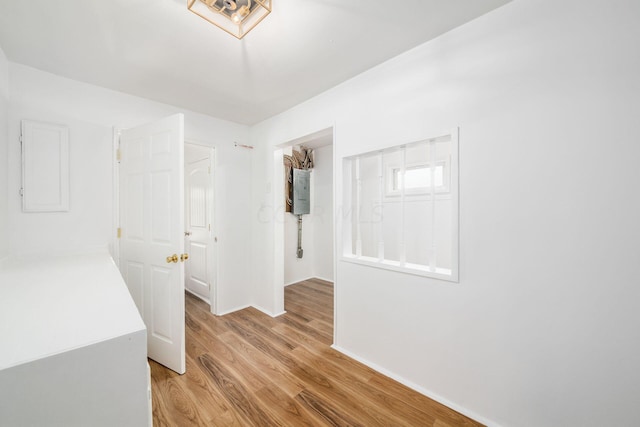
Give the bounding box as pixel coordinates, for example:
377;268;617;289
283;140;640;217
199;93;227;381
119;114;186;375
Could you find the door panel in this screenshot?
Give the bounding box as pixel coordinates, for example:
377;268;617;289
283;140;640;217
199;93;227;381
126;174;144;241
187;242;209;295
189;243;207;281
150;266;173;341
185;147;213;304
151;172;172;242
125;261;144;314
119;114;185;375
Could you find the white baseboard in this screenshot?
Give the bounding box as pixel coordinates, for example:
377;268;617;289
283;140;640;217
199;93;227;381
252;304;286;318
310;276;334;284
284;276;334;287
330;344;501;427
215;304;251;316
214;303;286;318
284;276;315;287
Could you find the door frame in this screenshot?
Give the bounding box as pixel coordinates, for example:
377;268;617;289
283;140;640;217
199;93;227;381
184;142;218;314
272;126;337;342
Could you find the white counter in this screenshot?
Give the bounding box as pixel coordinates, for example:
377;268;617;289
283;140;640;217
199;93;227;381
0;251;150;426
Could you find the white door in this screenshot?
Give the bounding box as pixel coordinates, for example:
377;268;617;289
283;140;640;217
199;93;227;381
119;114;186;375
184;145;214;304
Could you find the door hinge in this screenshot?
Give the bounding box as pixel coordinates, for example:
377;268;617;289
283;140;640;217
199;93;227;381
19;188;24;197
116;148;121;162
208;166;211;174
208;224;211;231
117;227;122;238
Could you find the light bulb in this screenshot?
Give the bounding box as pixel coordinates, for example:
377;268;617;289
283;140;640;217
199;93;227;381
231;4;250;23
223;0;237;11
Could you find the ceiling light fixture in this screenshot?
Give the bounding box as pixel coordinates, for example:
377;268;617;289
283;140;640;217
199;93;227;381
187;0;272;39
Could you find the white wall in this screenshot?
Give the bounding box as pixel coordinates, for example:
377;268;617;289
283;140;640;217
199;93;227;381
0;45;8;261
284;206;314;284
283;144;334;285
6;63;253;314
250;0;640;426
311;144;333;281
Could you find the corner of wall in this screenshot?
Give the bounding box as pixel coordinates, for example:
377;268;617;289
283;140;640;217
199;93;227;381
0;44;8;100
0;43;10;260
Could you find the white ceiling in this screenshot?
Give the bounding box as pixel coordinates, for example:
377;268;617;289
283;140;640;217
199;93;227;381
0;0;511;125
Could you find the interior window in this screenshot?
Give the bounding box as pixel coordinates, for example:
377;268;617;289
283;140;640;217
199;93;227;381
342;130;459;281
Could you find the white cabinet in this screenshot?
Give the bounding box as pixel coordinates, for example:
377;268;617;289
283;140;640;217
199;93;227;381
0;252;150;427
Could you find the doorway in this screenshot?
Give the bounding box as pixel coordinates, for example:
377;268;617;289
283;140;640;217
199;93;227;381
184;143;216;310
275;127;335;316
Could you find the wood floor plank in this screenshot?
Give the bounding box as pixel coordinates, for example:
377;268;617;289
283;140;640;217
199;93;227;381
150;360;213;426
307;318;333;336
228;309;298;351
271;322;326;353
366;375;480;426
295;388;365;427
217;330;305;398
285;283;333;305
291;344;437;426
197;352;281;427
285;300;334;325
186;298;232;336
149;362;176;427
286;346;418;427
150;281;484;427
182;357;236;424
279;312;333;345
222;316;302;370
254;385;326;427
187;326;271;394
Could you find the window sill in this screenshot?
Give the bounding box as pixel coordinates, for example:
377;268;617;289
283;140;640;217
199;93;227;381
341;254;458;282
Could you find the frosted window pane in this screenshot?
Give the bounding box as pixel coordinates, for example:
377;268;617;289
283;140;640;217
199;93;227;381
404;199;431;265
394;165;444;190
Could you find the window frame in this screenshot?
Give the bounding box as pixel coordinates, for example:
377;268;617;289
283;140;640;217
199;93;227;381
340;128;459;282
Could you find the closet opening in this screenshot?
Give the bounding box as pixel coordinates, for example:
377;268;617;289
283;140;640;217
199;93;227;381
274;127;335;335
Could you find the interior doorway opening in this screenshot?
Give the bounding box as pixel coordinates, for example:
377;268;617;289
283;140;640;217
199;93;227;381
184;143;217;312
273;127;335;327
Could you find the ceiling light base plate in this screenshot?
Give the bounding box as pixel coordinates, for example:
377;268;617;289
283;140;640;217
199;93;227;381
187;0;272;39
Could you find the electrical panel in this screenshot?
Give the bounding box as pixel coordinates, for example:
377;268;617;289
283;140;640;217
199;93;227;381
292;169;310;215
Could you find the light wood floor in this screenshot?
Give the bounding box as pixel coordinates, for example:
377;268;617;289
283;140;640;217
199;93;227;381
150;278;483;426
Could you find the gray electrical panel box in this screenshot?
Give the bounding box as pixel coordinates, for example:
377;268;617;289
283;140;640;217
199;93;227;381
292;169;311;215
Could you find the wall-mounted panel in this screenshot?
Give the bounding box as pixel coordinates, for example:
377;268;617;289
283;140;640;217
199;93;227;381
21;120;69;212
292;169;311;215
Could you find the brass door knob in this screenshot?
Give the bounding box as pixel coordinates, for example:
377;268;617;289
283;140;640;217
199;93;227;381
166;254;179;263
180;253;190;262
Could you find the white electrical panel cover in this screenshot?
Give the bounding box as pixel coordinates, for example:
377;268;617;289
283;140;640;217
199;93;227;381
21;120;70;212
